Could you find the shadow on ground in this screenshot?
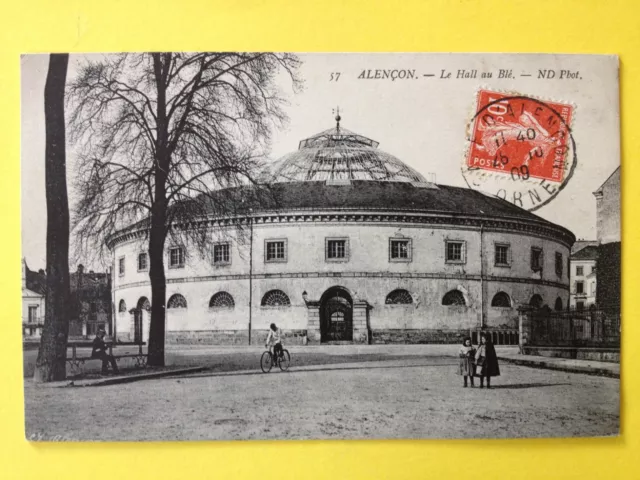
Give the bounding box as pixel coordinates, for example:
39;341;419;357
166;361;439;381
486;383;572;389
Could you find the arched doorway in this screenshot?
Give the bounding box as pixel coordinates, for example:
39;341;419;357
320;287;353;342
133;297;150;343
529;294;543;309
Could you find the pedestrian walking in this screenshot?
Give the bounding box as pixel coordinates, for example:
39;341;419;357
458;336;476;387
475;333;500;388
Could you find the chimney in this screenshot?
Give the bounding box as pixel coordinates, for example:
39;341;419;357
428;172;437;184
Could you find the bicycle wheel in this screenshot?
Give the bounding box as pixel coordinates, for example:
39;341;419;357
279;350;291;371
260;351;273;373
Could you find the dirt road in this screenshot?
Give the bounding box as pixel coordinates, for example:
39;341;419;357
24;347;619;441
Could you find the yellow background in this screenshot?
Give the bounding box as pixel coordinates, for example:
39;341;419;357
0;1;638;478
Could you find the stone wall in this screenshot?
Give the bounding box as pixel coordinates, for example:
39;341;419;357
595;167;620;245
112;217;571;345
165;329;309;345
372;329;471;344
164;328;476;345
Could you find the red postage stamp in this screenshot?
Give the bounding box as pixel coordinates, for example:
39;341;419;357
466;90;574;183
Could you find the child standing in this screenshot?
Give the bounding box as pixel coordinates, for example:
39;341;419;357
457;337;476;387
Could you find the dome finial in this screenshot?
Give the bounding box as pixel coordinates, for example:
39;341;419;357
332;106;341;134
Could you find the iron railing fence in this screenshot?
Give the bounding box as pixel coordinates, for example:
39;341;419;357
527;306;620;347
471;329;519;346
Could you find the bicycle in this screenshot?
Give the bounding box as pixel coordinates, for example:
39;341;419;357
260;345;290;373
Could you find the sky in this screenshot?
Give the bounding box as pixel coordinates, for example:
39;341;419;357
21;53;620;270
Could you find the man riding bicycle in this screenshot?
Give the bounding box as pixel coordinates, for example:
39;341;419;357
265;323;284;360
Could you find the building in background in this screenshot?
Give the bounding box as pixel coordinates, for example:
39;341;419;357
22;261;113;339
569;242;598;310
593;167;621;309
68;264;113;338
109;122;575;346
22;259;45;339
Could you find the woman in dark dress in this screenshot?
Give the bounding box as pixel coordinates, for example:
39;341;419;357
474;333;500;388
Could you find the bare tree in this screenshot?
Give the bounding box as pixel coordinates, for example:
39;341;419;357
68;53;302;366
34;53;71;383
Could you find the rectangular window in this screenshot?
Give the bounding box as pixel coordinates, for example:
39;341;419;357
576;281;584;294
137;252;148;272
90;302;97;313
531;247;543;271
213;243;231;265
118;257;125;276
576;266;584;276
591;266;596;274
390;238;411;262
169;247;185;268
576;301;585;311
28;306;38;323
445;240;465;264
555;252;563;276
494;244;510;266
326;238;348;261
265;239;287;263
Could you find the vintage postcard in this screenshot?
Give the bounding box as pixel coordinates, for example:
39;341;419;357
21;53;620;441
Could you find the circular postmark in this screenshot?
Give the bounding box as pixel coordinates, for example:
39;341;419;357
462;89;577;211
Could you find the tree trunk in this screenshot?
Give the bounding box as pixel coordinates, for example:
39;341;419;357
147;208;167;366
34;54;70;383
146;53;171;367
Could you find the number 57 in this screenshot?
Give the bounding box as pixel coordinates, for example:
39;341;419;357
329;72;341;82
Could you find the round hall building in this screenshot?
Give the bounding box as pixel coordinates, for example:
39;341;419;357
110;124;575;346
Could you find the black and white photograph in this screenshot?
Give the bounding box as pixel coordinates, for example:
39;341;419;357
21;52;620;441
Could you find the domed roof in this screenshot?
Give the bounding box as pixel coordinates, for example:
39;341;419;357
108;122;575;249
267;125;428;184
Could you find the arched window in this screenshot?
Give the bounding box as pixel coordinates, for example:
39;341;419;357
118;299;127;312
554;297;563;311
167;294;187;309
491;292;512;307
529;294;543;309
209;292;235;309
261;290;291;307
442;290;466;306
137;297;150;311
385;289;413;305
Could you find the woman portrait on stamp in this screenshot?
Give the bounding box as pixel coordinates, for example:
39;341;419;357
457;336;476;387
475;333;500;388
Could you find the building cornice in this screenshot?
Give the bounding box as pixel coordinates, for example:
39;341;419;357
107;208;575;250
114;271;570;292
